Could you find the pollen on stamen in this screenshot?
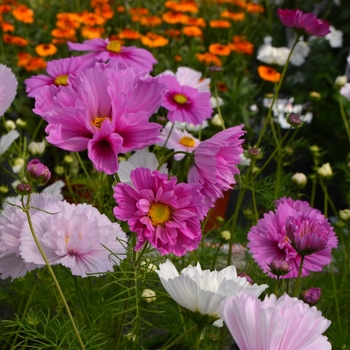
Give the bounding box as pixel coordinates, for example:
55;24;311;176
106;40;122;53
91;116;111;129
148;202;172;226
179;136;195;148
173;93;188;105
54;74;69;86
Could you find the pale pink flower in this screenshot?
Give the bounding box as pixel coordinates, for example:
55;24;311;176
113;168;204;256
20;201;127;277
0;64;17;116
221;293;331;350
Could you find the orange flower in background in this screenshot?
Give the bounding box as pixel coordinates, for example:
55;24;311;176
233;0;247;8
229;35;254;55
183;16;206;27
56;13;81;29
196;52;222;66
17;52;32;67
221;10;245;21
182;25;202;37
258;66;281;82
246;3;264;13
12;4;34;23
174;55;182;62
162;11;188;24
210;20;231;28
81;25;105;39
95;4;114;19
35;43;57;57
140;16;162;27
116;5;125;13
217;81;228;92
1;22;14;32
164;28;181;38
129;8;149;16
165;1;198;13
51;27;76;39
141;32;169;48
118;28;141;40
25;57;47;72
3;34;28;46
209;43;231;56
0;5;12;13
80;11;105;26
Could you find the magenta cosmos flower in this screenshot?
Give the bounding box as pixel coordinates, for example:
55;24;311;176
247;197;338;279
155;122;200;160
68;38;157;73
159;68;213;125
20;201;127;278
221;293;331;350
188;125;245;210
113;167;204;256
277;8;330;37
33;63;165;174
0;193;61;280
25;56;93;98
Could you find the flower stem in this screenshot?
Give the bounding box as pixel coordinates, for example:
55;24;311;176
339;94;350;144
160;324;197;350
157;150;189;170
293;254;305;297
330;261;342;328
23;196;86;350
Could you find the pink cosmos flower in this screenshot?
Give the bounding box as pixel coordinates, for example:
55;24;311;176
221;293;332;350
33;63;165;175
188;125;245;210
113;167;204;256
24;56;93;98
68;38;157;73
159;69;213;125
20;201;127;277
0;193;61;280
340;83;350;101
155;122;200;160
247;197;338;279
0;64;17;116
277;8;330;37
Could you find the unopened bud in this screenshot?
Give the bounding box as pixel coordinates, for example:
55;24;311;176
16;118;27;127
248;147;260;157
220;230;231;241
267;259;291;277
339;209;350;221
54;165;64;175
64;155;74;164
287;113;302;127
28;140;46;156
27;159;51;186
309;91;321;101
211;113;224;127
5;120;16;130
15;183;32;196
317;163;333;178
12;158;25;173
141;289;156;303
291;172;307;187
335;75;347;88
300;287;321;305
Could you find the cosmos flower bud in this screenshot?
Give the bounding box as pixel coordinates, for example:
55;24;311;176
291;172;307;187
15;182;33;196
27;159;51;186
267;259;291;277
335;75;347;88
339;209;350;221
287;113;302;127
309;91;321;101
220;230;231;241
141;289;156;303
317;163;333;178
28;140;46;156
300;287;322;305
5;120;16;130
238;273;254;285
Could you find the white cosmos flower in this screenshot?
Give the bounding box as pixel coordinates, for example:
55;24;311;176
290;39;310;66
325;26;343;48
156;259;268;327
0;130;19;157
0;64;18;116
257;45;290;66
117;149;168;186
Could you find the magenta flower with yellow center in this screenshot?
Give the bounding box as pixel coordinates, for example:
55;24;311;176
113;167;204;256
68;38;157;73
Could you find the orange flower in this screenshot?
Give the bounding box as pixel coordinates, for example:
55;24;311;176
209;43;231;56
162;11;188;24
1;22;14;32
182;25;202;37
51;27;76;39
94;4;114;19
174;55;182;62
233;0;247;8
80;11;106;26
25;57;47;72
17;52;32;67
183;16;206;27
81;25;105;39
128;8;149;16
217;81;228;92
246;3;264;13
90;0;109;6
141;32;169;48
229;35;254;55
116;6;125;13
0;5;12;14
164;28;181;38
140;15;162;27
209;20;231;28
196;52;222;66
3;34;28;46
118;28;141;40
12;5;34;23
221;10;245;21
35;43;57;57
258;66;281;82
56;13;81;29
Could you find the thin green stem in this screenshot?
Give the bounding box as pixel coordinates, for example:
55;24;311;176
293;255;305;297
310;179;317;208
214;84;225;130
157;150;189;170
160;324;197;350
23;196;86;350
76;152;94;188
330;262;342;328
319;179;338;217
211;243;223;271
73;276;92;329
339;95;350;144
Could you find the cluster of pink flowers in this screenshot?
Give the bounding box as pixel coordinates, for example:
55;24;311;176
247;197;338;279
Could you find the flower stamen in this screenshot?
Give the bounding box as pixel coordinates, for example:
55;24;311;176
148;202;172;226
179;136;195;147
90;116;111;129
106;40;122;53
173;93;188;105
54;74;69;86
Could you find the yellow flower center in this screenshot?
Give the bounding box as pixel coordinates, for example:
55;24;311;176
173;93;188;105
148;202;172;226
54;74;69;86
179;136;195;148
90;116;111;129
106;40;122;53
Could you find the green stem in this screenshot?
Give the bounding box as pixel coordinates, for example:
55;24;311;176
76;152;94;188
319;179;338;217
330;262;342;328
157;150;189;170
195;325;203;350
214;84;225;130
160;324;197;350
211;243;223;271
339;95;350;144
274;276;280;297
73;276;92;329
23;196;86;350
310;179;316;208
293;254;305;297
